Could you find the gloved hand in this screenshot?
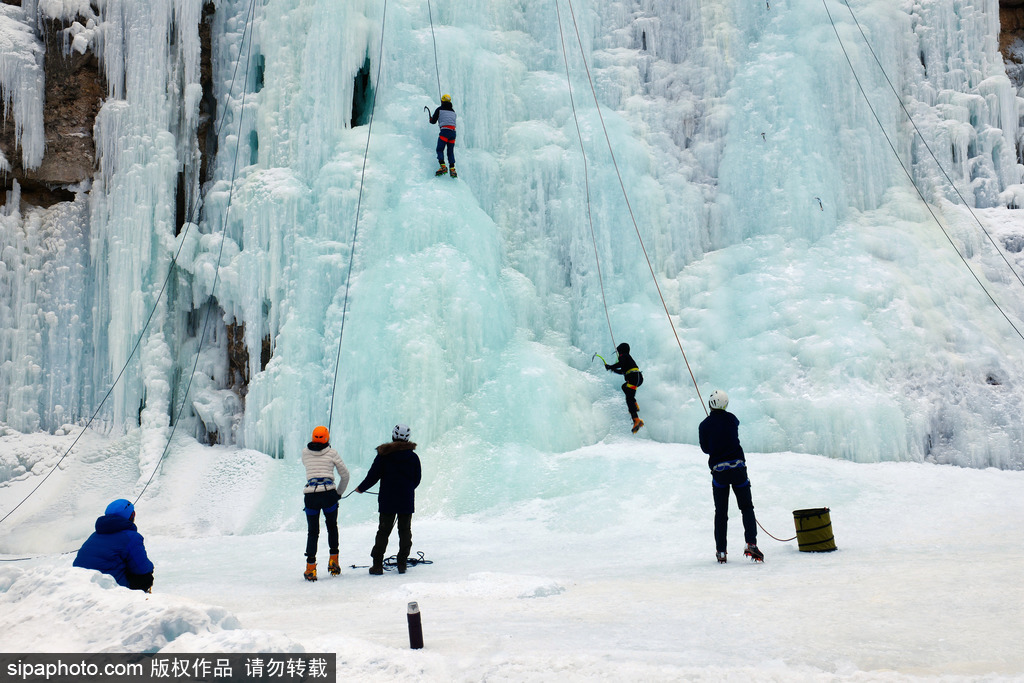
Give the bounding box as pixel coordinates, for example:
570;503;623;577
604;364;610;370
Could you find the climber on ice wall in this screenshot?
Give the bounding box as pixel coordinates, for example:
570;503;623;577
428;94;457;177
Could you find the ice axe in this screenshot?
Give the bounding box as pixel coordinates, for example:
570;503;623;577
592;352;608;365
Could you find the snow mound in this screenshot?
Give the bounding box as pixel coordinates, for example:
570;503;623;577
158;630;306;655
0;566;241;652
381;572;567;601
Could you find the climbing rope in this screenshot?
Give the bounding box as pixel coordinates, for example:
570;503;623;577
349;550;433;571
339;489;377;499
327;0;389;432
563;0;706;414
840;0;1024;293
0;0;261;527
426;0;442;102
757;518;796;543
135;0;261;505
554;0;615;349
823;0;1024;343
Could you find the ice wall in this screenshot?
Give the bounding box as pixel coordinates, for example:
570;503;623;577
1;0;206;473
2;0;1024;495
0;4;45;170
183;0;1022;476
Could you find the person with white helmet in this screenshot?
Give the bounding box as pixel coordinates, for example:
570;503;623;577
698;390;763;564
301;425;350;581
355;424;422;575
428;94;457;177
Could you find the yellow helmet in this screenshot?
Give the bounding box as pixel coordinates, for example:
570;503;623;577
441;93;451;103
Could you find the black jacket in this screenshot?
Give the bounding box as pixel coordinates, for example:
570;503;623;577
357;441;422;514
606;352;642;386
698;409;745;469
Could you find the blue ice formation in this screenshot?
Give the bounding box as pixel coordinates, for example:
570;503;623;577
1;0;1023;473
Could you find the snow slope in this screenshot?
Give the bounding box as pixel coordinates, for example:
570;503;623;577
2;432;1022;681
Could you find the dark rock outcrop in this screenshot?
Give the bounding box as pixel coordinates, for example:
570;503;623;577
1000;0;1024;85
1;15;104;209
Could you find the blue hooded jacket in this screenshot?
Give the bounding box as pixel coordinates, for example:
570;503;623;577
73;514;154;587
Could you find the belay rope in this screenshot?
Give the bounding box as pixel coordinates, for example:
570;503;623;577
426;0;442;102
327;0;389;432
822;0;1024;343
554;0;614;350
556;0;707;415
136;0;260;505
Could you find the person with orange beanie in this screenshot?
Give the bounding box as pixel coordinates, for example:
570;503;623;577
301;425;350;581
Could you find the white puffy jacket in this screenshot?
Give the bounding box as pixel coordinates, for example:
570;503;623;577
301;444;350;495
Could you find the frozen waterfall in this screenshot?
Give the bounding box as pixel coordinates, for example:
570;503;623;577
1;0;1023;488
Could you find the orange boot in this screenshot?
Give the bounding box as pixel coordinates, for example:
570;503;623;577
328;555;341;576
304;563;317;582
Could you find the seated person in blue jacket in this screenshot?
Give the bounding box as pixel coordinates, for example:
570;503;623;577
73;499;154;592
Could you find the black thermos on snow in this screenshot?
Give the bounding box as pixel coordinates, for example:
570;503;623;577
407;601;424;649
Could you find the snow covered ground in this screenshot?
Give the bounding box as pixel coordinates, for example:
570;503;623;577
2;431;1022;681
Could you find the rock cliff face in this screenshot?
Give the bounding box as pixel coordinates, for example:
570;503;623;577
2;3;215;212
1002;0;1024;84
0;15;103;208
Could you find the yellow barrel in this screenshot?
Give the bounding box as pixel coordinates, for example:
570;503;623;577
792;507;837;552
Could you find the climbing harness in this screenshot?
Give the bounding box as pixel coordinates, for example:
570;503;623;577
558;0;706;414
823;0;1024;343
710;459;745;472
305;477;335;491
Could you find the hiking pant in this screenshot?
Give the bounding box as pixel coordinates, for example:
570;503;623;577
712;466;756;552
622;383;639;419
371;513;413;565
436;129;456;166
304;490;341;563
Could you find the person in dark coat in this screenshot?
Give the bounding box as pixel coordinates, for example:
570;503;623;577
355;423;422;575
428;94;457;176
698;390;763;563
73;499;154;591
605;342;644;433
